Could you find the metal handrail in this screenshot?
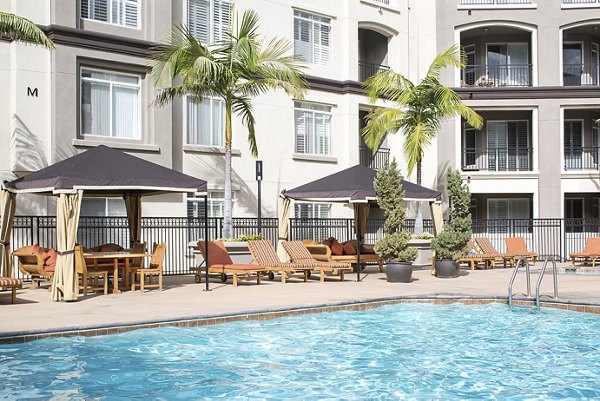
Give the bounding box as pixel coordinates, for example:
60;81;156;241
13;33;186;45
508;256;531;307
535;256;559;308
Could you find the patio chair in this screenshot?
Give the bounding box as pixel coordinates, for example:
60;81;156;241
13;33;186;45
282;241;353;281
197;240;265;286
74;245;110;296
306;239;383;272
0;278;23;304
457;239;496;271
13;245;55;289
569;237;600;267
474;237;516;268
505;237;538;265
130;243;165;293
247;240;315;283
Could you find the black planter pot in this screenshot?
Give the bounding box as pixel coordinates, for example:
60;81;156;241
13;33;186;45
435;259;459;278
385;262;413;283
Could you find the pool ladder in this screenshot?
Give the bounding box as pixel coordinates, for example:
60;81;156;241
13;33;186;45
508;256;559;308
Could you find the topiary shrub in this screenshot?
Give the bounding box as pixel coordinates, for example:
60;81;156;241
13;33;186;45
431;169;472;260
373;159;417;263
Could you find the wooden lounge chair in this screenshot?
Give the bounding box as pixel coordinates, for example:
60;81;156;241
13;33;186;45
282;241;353;281
247;240;315;283
0;278;23;304
130;243;165;293
304;241;383;272
13;245;54;289
505;237;538;265
457;240;495;271
74;245;110;296
197;240;265;286
474;237;516;268
570;237;600;267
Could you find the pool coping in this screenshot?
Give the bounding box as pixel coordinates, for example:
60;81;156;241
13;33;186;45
3;295;600;344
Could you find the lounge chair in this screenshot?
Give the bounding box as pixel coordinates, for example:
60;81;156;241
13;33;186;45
130;243;165;293
282;241;353;281
13;245;54;289
197;240;265;286
458;239;496;270
305;240;383;272
247;240;315;283
74;245;110;296
505;237;538;265
0;278;23;304
570;237;600;267
474;237;516;268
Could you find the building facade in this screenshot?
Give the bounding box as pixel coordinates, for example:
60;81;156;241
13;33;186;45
1;0;598;223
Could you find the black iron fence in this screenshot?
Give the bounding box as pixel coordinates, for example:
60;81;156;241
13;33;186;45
461;147;533;172
563;147;599;170
563;63;600;86
461;64;532;87
359;146;390;170
10;216;600;280
359;62;390;82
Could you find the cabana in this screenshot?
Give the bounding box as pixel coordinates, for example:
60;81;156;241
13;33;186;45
280;164;443;281
1;145;208;301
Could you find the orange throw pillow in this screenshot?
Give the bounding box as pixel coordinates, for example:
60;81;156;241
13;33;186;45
343;242;356;255
330;239;344;256
43;248;57;269
32;244;44;258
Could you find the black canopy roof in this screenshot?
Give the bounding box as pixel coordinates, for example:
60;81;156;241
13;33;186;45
282;164;441;203
4;145;207;196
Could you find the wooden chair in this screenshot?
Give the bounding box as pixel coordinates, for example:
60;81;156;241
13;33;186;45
197;240;265;286
130;243;165;293
75;245;110;296
458;239;496;270
121;242;146;288
305;240;383;272
13;246;54;289
247;240;315;283
0;278;23;304
282;241;352;281
570;237;600;267
505;237;538;265
474;237;516;268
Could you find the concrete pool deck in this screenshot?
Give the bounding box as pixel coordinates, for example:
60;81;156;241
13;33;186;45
1;263;600;340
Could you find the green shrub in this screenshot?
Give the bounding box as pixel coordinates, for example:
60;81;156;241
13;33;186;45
374;231;418;262
219;234;264;242
412;232;434;240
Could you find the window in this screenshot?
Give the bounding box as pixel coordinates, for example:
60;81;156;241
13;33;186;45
564;120;583;170
81;0;140;28
486;43;529;86
487;198;530;233
294;203;331;219
187;97;225;146
81;198;127;216
487;121;529;171
294;10;330;66
188;0;231;44
188;191;226;218
80;68;141;139
462;122;477;169
565;197;584;233
294;202;331;241
294;101;331;156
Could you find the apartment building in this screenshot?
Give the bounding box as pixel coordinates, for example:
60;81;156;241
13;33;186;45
435;0;600;224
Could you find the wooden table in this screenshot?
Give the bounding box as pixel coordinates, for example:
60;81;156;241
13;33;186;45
84;251;147;294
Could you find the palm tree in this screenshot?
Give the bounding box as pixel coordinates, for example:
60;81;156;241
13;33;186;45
362;45;483;233
151;9;306;238
0;12;54;49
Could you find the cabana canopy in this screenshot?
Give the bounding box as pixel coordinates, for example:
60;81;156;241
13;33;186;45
279;164;443;281
1;145;208;301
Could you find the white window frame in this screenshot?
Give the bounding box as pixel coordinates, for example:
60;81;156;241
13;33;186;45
293;10;331;66
294;202;331;219
81;197;127;217
187;191;228;218
294;101;332;156
185;96;225;147
80;0;141;29
80;67;142;140
186;0;232;44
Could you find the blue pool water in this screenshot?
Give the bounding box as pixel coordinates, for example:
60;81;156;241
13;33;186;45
2;303;600;400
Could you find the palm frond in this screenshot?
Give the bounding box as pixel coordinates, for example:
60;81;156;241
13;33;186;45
402;123;436;176
425;44;463;81
362;107;403;154
232;96;258;157
0;12;54;49
363;69;414;104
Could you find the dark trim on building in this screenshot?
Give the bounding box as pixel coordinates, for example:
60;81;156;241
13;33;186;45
307;76;365;95
43;25;154;58
457;86;600;100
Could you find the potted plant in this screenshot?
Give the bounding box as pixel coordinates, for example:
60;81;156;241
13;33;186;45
373;159;418;282
431;169;472;278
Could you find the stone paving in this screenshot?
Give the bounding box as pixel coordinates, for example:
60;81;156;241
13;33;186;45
1;262;599;339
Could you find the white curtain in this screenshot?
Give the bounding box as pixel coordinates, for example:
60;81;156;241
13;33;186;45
89;82;110;135
0;190;16;279
113;85;139;139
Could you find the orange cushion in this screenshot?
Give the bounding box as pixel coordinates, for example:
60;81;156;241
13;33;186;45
32;244;44;259
43;248;57;268
331;239;344;256
322;238;332;248
343;242;356;255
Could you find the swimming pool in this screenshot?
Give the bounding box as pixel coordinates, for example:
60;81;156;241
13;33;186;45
1;302;600;400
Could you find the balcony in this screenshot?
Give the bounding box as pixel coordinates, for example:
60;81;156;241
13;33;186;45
462;147;533;172
460;0;531;4
563;64;600;86
359;62;390;82
564;147;599;170
563;0;600;4
360;146;390;169
461;64;532;87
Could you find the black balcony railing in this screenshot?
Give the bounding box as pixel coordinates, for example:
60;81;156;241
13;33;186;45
462;147;533;172
359;62;390;82
359;146;390;169
563;63;600;86
563;147;600;170
460;0;532;4
563;0;599;4
461;64;532;87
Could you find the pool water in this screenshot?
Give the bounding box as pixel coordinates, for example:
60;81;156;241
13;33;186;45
2;303;600;400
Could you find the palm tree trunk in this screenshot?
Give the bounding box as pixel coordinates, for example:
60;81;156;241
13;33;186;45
414;159;424;234
223;105;233;239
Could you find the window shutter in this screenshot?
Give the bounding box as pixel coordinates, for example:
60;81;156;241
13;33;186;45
91;0;108;22
212;0;231;42
509;199;529;219
81;0;90;18
295;109;307;153
188;0;210;43
314;21;330;66
124;0;139;28
488;200;508;220
294;18;313;63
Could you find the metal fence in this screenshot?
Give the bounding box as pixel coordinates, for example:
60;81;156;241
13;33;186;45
10;216;600;280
